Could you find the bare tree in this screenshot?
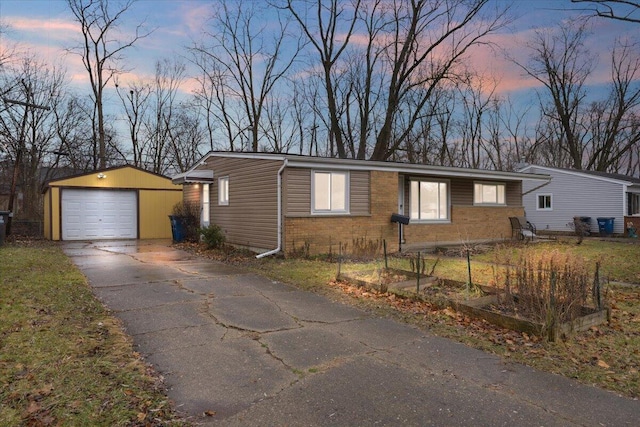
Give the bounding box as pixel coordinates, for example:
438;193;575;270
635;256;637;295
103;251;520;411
515;22;594;169
0;56;65;227
284;0;362;158
66;0;151;169
142;58;186;175
115;79;151;167
584;40;640;171
285;0;508;161
192;0;302;153
571;0;640;23
165;103;207;173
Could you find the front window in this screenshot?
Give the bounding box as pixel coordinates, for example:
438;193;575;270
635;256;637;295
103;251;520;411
410;180;449;221
313;171;348;213
537;194;552;210
218;176;229;205
474;181;506;205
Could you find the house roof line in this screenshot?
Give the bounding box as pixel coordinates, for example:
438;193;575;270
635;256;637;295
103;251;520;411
43;164;173;189
188;151;550;182
518;164;640;187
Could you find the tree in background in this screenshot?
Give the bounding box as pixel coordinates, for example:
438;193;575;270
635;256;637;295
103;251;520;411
66;0;151;169
571;0;640;23
191;0;303;153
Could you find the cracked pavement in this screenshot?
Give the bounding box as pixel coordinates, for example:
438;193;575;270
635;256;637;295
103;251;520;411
62;240;639;426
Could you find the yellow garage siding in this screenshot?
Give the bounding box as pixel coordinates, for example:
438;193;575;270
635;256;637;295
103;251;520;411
43;189;51;239
43;166;182;240
51;188;61;241
50;167;178;190
139;190;184;238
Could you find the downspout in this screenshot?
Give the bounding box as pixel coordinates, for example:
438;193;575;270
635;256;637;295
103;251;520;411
256;158;288;258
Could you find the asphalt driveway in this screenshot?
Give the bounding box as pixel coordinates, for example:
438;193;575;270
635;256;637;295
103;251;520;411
62;240;639;426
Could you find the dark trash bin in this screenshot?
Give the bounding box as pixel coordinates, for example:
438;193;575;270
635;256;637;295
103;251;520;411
573;216;591;236
0;211;11;246
169;215;187;243
0;217;5;247
596;217;615;237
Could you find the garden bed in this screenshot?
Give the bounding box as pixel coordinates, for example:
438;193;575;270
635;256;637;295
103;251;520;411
339;268;609;340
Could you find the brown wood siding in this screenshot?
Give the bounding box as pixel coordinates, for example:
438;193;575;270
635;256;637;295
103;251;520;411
207;157;282;251
506;181;522;206
284;168;311;216
284;168;370;216
183;184;200;205
350;170;370;215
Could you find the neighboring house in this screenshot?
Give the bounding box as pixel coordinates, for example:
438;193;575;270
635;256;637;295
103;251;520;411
518;164;640;235
43;165;183;240
173;152;549;256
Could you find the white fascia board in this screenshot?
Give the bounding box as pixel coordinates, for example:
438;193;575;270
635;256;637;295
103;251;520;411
286;158;549;182
520;164;634;186
189;151;548;182
171;169;214;184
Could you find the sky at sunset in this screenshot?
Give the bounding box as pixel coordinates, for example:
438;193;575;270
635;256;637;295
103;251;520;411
0;0;638;121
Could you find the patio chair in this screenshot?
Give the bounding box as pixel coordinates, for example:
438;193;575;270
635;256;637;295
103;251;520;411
509;216;537;240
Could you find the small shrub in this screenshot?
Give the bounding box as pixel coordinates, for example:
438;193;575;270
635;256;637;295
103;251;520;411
200;224;226;249
171;201;200;242
493;248;604;338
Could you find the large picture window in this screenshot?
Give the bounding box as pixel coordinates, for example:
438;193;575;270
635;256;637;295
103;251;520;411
410;180;449;221
474;181;506;205
218;176;229;205
313;171;348;213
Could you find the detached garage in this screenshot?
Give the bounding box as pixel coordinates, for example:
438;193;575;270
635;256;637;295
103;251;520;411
43;166;183;241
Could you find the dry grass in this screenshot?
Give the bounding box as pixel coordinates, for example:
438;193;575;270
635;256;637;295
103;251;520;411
0;241;187;426
182;239;640;399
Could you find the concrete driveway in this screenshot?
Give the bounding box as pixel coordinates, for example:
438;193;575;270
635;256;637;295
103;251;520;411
62;240;638;426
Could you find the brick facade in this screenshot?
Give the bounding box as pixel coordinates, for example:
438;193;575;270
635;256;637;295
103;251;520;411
283;170;525;256
402;206;524;249
284;170;398;256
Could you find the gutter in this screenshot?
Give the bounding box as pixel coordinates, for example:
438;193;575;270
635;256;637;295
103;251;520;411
256;158;288;258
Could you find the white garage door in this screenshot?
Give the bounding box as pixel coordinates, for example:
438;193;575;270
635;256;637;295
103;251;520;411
62;189;137;240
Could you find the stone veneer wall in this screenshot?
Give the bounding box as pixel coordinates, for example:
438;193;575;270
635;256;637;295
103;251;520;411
283;169;525;256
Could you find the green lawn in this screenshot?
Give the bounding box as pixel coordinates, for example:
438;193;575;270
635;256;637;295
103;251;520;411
0;242;185;426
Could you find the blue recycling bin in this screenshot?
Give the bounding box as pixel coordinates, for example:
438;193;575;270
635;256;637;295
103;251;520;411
596;217;615;237
169;215;187;242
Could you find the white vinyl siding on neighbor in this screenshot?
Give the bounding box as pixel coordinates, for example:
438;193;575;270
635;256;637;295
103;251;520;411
312;171;348;213
218;176;229;205
521;166;626;234
537;194;552;210
409;179;449;221
474;181;505;205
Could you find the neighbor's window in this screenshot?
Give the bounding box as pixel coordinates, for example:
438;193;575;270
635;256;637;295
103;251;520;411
218;176;229;205
474;181;506;205
409;179;449;221
629;193;640;215
312;171;348;213
537;194;552;210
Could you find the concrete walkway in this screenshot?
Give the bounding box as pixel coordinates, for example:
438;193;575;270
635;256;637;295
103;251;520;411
62;240;638;426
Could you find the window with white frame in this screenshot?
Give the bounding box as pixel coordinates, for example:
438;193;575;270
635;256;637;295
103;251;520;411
218;176;229;205
474;181;506;205
312;171;348;213
409;179;449;221
537;194;552;210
